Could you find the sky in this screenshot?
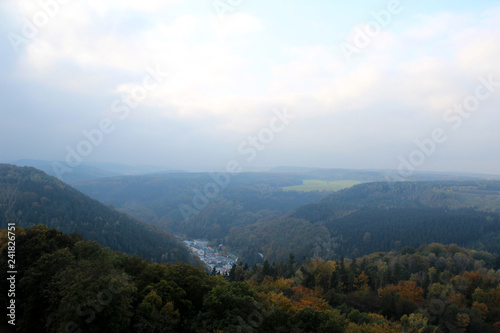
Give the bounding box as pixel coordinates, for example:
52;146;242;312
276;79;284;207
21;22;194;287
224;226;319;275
1;0;499;175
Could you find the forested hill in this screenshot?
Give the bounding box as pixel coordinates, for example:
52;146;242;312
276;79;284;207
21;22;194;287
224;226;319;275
1;226;499;332
288;181;500;258
296;181;500;211
0;164;200;265
70;169;500;244
72;172;327;240
71;171;500;266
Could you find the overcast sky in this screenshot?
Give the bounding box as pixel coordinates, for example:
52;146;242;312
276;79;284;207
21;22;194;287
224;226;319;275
1;0;499;174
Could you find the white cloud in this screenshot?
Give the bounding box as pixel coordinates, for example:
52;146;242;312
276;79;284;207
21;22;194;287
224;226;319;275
405;11;474;40
3;1;500;172
87;0;184;16
210;12;263;37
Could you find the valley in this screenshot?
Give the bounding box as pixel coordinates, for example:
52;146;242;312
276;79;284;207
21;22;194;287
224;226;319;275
182;238;238;274
1;163;500;332
69;167;500;266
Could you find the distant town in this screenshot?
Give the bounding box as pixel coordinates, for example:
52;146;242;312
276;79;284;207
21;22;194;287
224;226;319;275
182;239;238;274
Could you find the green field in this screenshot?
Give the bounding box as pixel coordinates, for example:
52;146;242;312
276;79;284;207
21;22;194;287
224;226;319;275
282;179;363;192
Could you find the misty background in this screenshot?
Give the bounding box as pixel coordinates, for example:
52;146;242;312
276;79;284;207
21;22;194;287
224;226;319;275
1;0;499;174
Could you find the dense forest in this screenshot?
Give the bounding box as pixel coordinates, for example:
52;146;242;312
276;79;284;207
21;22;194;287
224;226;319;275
220;181;500;265
72;172;327;239
4;164;500;268
0;164;200;265
290;181;500;256
72;167;493;241
1;226;499;332
2;164;500;331
71;170;500;266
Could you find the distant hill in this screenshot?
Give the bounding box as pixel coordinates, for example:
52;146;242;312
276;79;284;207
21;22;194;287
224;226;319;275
12;159;121;182
223;181;500;265
11;159;180;183
70;170;500;265
72;172;327;240
289;181;500;256
269;166;500;182
0;164;201;265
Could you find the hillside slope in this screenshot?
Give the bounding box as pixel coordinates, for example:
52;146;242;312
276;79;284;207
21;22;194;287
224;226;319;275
290;181;500;257
0;164;200;265
72;172;327;240
224;181;500;264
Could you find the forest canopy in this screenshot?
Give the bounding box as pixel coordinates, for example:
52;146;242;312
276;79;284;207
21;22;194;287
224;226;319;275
1;225;499;333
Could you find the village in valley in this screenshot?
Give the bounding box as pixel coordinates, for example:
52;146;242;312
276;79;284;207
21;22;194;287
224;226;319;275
182;239;238;274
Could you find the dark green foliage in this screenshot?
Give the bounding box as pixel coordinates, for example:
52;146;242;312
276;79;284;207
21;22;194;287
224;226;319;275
0;227;137;333
290;181;500;258
294;307;330;332
192;281;259;332
223;180;500;264
226;217;332;266
1;226;499;333
347;309;371;325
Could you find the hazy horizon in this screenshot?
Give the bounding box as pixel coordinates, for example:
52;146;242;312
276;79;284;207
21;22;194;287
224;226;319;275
4;158;500;179
1;1;499;175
